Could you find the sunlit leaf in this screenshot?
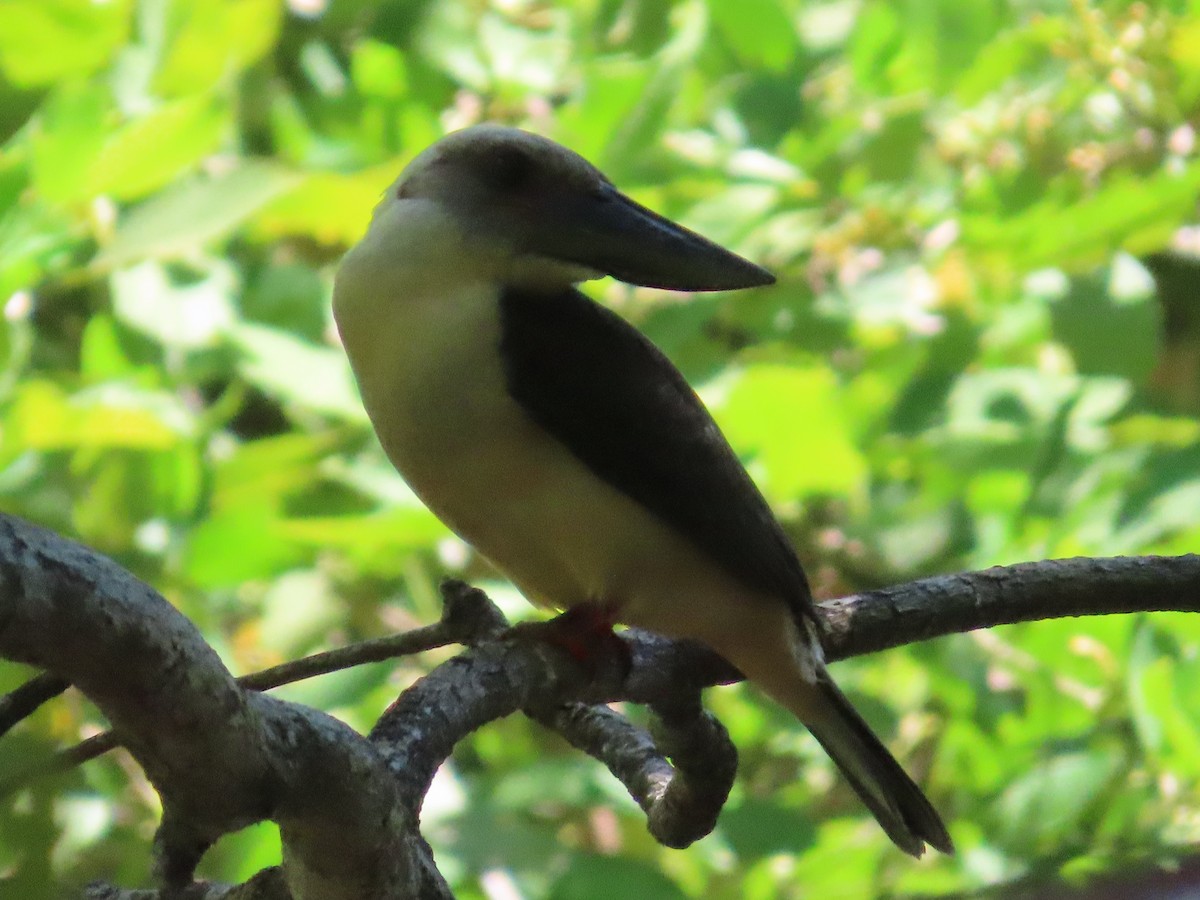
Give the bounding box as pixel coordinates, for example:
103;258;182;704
0;0;129;86
29;82;109;204
963;165;1200;271
95;161;300;269
111;260;237;349
210;432;338;512
251;166;395;247
7;380;189;451
713;363;867;501
89;95;226;200
184;503;305;587
230;322;368;422
153;0;281;94
708;0;798;74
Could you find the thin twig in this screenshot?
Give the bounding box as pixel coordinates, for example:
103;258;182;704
0;672;69;737
239;622;461;692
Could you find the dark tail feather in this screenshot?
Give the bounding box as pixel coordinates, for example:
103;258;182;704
802;673;953;857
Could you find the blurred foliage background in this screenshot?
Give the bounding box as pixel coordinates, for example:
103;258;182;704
1;0;1199;897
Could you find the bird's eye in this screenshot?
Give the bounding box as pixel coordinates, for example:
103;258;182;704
486;147;534;191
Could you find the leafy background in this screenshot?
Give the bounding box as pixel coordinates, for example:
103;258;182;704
1;0;1199;897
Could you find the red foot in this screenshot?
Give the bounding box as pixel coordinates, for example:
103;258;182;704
511;602;631;679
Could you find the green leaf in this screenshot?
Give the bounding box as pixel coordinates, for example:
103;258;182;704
479;12;569;94
184;504;304;587
95;160;300;268
708;0;799;74
351;39;408;99
210;432;339;511
7;380;189;452
241;262;327;342
0;195;79;297
849;1;902;92
1049;256;1161;383
549;853;689;900
720;797;816;859
279;510;450;562
79;314;139;382
153;0;281;94
955;29;1042;105
417;2;489;90
230;322;367;422
258;569;342;656
111;261;237;349
251;166;394;247
963;165;1200;271
196;822;282;884
713;363;867;501
993;750;1121;852
30;82;110;204
89;95;226;200
72;447;201;550
0;0;129;86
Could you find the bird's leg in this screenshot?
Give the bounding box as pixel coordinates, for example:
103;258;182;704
508;600;632;680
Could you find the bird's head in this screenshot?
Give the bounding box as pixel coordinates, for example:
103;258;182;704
373;125;775;292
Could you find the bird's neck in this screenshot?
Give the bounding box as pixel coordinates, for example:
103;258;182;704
335;200;484;314
334;198;599;327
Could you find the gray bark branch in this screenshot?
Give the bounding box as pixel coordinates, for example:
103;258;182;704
0;515;424;899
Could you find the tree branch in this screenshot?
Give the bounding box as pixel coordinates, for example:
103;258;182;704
0;514;426;898
819;555;1200;659
361;556;1200;863
8;581;508;787
3;507;1198;899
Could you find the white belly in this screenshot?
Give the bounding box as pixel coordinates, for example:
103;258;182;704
335;274;591;595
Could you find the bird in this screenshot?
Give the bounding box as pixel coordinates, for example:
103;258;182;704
332;124;952;857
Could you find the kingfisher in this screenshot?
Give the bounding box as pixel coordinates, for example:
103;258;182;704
332;125;951;857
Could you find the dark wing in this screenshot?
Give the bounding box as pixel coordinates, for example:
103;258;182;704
498;286;813;619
